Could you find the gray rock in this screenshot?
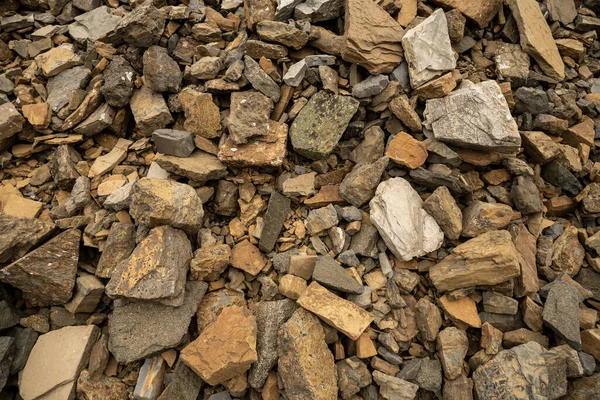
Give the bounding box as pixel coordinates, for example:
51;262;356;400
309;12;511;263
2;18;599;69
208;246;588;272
409;167;472;196
340;156;388;207
312;255;364;294
259;191;291;253
338;250;360;267
226;91;273;145
275;0;304;20
73;0;100;11
134;356;166;400
0;337;13;392
575;268;600;301
305;204;339;235
479;312;525;332
108;282;208;363
372;371;419;400
73;103;116;136
100;56;136;108
68;6;121;43
243;56;281;102
305;55;336;67
511;175;542;214
248;299;296;389
416;359;442;393
402;9;456;88
283;60;307;87
483;291;519;315
213;180;238;217
152;129;195;157
424;80;521;152
349;126;385;164
290;91;359;160
543;281;581;350
503;157;534;176
190;57;222;80
0;301;19;331
352;75;389;98
272;248;300;273
579;351;596;376
398;358;422;380
114;1;165;48
208;392;232;400
8;327;37;375
336;205;362;222
515;87;552;114
143;45;182;93
336;357;371;400
294;0;344;22
370;177;444;261
1;14;34;32
350;223;379;258
542;160;583;196
46;66;90;113
167;360;204;400
103;180;136;210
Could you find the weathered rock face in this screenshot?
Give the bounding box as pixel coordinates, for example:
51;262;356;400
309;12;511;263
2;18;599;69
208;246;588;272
402;9;456;88
424;81;521;152
155;151;227;182
312;255;364;294
290;91;359;160
143;45;182;93
372;371;419;400
341;0;404;74
226;91;273;144
431;0;502;27
181;305;257;386
340;156;389;207
0;215;55;263
218;120;288;167
96;223;136;279
179;87;221;139
130;84;174;135
100;56;135;108
370;178;444;261
108;282;207;364
461;200;514;237
256;21;308;49
508;0;565;81
277;308;338;400
68;6;121;43
543;281;581;350
243;56;281;102
437;327;468;379
0;102;24;140
429;230;521;292
0;229;80;307
114;1;165;48
422;186;462;240
106;226;192;306
129;178;204;232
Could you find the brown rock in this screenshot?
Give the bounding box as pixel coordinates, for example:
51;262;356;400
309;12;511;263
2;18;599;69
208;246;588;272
279;274;307;300
231;239;266;276
521;131;561;164
0;102;24;140
437;327;468;379
227;91;273;145
481;322;503;355
297;282;373;340
88;138;132;178
35;44;82;77
219;120;288;167
277;308;337;400
431;0;502;27
396;0;417;27
155;151;227;183
389;96;422;132
190;244;231;281
422;186;462;241
181;305;257;385
96;223;136;279
414;297;442;341
508;0;565;81
503;328;549;348
552;226;584;276
562;117;595;148
0;229;80;307
461;200;513;237
256;21;308;50
581;329;600;361
130;85;173;135
22;103;51;129
77;369;131;400
244;0;275;29
414;72;457;100
385;132;427;169
341;0;404;74
179;87;221;139
513;224;540;298
521;296;543;332
429;230;521;292
439;294;482;328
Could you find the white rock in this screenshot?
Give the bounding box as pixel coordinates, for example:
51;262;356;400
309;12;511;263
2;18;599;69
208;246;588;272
369;178;443;261
283;60;307;87
401;8;456;88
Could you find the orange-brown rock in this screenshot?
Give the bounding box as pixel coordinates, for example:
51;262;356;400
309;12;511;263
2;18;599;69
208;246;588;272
385;132;427;169
181;305;257;385
179;87;221;139
22;103;51;129
439;294;482;328
431;0;502;27
230;239;266;276
414;72;457;100
218;121;288;168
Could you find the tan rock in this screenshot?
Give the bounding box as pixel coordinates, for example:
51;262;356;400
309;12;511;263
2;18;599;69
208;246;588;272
181;305;257;385
508;0;565;81
130;85;173;135
396;0;417;27
22;103;51;129
439;294;482;328
35;44;83;77
414;72;457;100
341;0;404;74
521;131;561;164
422;186;462;241
520;296;543;332
437;327;468;380
179;87;221;139
481;322;503;355
1;194;43;218
279;274;307;300
0;102;25;140
513;224;540;298
155;151;227;183
88;138;132;178
196;288;247;332
461;200;514;237
389;96;422;132
277;308;337;400
356;333;377;358
429;230;521;292
385;132;427;169
581;329;600;361
297;282;373;340
562;116;595;148
190;244;231;281
414;297;442;341
230;239;266;276
244;0;275;29
431;0;502;27
551;226;584;276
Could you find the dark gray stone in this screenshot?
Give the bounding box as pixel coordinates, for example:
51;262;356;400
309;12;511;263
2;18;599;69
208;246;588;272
100;56;136;108
398;358;423;381
575;268;600;301
0;301;18;331
409;167;472;196
350;223;379;258
511;175;542;215
479;312;525;332
248;299;297;389
578;352;596;376
213;180;239;217
7;327;36;374
337;250;360;267
0;337;13;392
542;160;583;196
352;75;389;98
0;216;55;263
543;281;581;349
143;45;182;93
515;87;553;114
259;191;291;252
312;256;364;294
152;129;194;157
46;66;90;114
416;359;442;393
114;1;165;48
243;55;280;102
168;360;203;400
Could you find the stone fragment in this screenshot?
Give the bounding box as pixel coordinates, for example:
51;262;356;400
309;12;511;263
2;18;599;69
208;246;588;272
337;357;371;399
256;21;308;49
130;178;204;232
88;138;132;178
227;91;273;145
305;204;339;235
143;45;182;93
372;370;419;400
437;327;468;380
415;297;442;341
422;186;462;240
64;273;104;314
77;369;130;399
0;302;18;331
414;72;457;100
429;230;521;292
231;239;266;276
248;299;296;388
181;305;257;386
245;0;276;29
178;87;220;139
134;356;166;400
543;281;581;350
152;129;194;158
370;177;444;261
259;191;291;252
243;56;280;102
508;0;565;81
440;295;482;328
0;102;24;140
191;57;222;80
278;308;337;399
155;151;227;183
552;226;584;276
542;160;583;196
106;225;190;305
0;215;55;263
389;95;422;132
340;156;389;207
68;6;121;43
424;81;520;152
431;0;501;27
109;282;207;363
22;103;51;129
483;292;519;315
352;75;389;98
290;91;358;160
0;229;80;307
73;103;116;136
114;1;165;47
190;244;230;281
312;256;363;294
461;201;513;237
219;120;288;167
96;223;135;279
35;44;82;77
166;360;204;400
402;9;456;88
385;132;427;169
341;0;404;74
20;326;99;400
130;85;173;136
100;56;135;108
294;0;343;21
283;60;307;87
297;282;373;340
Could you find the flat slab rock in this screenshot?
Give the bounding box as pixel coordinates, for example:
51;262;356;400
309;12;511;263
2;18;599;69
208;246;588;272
290;91;359;160
0;215;55;263
369;177;443;261
424;80;521;152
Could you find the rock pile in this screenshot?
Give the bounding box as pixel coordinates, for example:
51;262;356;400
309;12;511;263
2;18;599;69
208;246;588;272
0;0;600;399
